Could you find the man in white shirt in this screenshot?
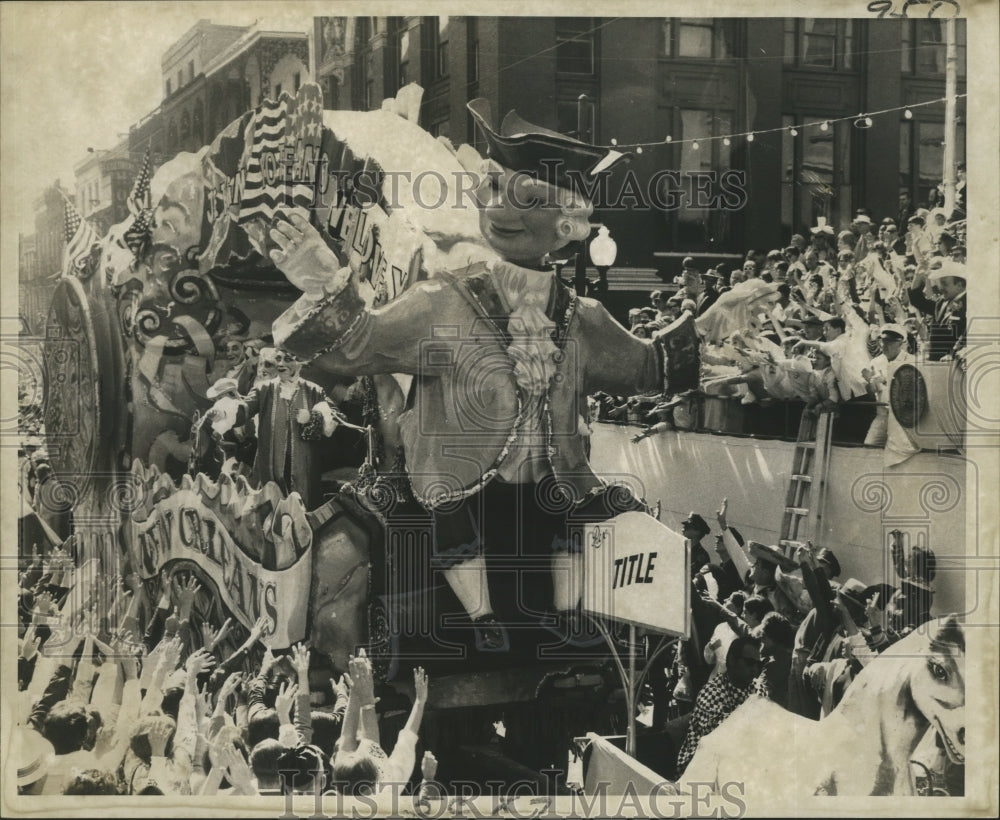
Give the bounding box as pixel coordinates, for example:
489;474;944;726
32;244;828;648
862;324;913;446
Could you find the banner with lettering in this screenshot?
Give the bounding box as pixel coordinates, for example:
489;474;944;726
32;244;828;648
200;81;496;303
582;511;690;637
125;461;313;648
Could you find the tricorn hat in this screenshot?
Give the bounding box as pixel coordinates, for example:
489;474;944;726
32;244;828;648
206;377;240;399
467;98;630;191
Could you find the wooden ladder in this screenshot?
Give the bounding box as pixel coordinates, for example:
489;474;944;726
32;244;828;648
779;409;834;555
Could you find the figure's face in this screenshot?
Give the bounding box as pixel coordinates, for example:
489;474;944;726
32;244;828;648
152;170;204;255
823;322;842;341
475;162;572;265
273;350;301;382
742;261;756;277
259;348;278;380
225;341;244;362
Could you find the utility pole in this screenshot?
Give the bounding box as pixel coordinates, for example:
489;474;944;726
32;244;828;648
942;18;957;213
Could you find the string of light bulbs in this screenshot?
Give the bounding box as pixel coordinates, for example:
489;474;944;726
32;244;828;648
604;94;966;154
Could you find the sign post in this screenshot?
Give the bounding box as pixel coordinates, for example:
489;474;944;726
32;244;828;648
582;511;690;756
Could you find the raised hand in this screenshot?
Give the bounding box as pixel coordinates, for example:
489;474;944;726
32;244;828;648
348;653;375;705
421;750;438;781
290;642;311;683
186;647;217;677
331;673;350;701
268;211;347;297
147;717;174;757
173;575;201;619
413;666;428;703
247;616;269;646
219;671;242;702
716;497;728;530
260;646;278;678
161;635;184;672
274;681;299;722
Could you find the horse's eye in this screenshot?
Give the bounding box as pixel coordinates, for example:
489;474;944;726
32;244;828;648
928;660;948;682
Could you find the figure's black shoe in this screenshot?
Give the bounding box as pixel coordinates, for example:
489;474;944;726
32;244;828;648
472;614;510;652
541;610;605;648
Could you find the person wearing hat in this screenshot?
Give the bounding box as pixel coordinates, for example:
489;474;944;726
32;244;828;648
207;349;342;510
268;99;669;650
851;213;874;262
808;220;836;264
861;324;914;446
908;259;966;360
798;312;824;342
16;728;53;794
876;534;936;645
680;512;713;576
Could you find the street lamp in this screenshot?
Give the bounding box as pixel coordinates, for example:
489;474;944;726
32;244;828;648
589;225;618;295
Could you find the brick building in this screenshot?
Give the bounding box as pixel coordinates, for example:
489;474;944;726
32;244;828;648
314;16;966;271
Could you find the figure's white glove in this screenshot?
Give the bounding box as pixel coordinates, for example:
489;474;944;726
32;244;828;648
210;397;240;436
312;401;340;437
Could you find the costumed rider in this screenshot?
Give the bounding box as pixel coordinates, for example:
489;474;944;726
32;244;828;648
267;99;673;651
206;348;342;510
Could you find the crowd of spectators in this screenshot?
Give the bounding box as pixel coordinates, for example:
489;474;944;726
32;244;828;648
603;201;967;446
643;499;955;792
15;554;441;802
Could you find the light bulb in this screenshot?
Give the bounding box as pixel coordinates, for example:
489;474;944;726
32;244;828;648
790;127;799;136
723;137;731;146
610;138;618;146
904;108;913;120
820;121;829;131
864;117;873;127
665;135;672;143
746;132;755;143
692;141;700;151
636;146;643;154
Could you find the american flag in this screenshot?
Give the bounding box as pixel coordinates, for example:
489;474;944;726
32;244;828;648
62;197;100;275
127;149;152;217
239;86;321;223
124;207;153;257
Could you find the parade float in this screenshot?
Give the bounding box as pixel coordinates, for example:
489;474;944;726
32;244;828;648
35;82;970;788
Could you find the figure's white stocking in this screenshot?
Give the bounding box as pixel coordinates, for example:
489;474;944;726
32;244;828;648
443;554;493;620
551;551;584;613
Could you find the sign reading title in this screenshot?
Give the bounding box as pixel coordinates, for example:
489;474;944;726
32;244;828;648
583;511;690;637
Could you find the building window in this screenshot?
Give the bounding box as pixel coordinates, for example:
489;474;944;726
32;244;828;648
189;60;194;82
166;79;172;96
275;83;282;97
428;118;450;139
900;117;966;209
398;22;410;87
662;19;735;58
177;70;183;89
467;17;479;83
365;78;374;110
783;19;854;70
556;18;595;75
781;115;852;236
294;72;301;92
655;108;735;251
902;19;966;76
556;95;596;142
429;16;449;79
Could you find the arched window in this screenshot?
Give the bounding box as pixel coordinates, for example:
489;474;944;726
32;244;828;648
180;111;191;137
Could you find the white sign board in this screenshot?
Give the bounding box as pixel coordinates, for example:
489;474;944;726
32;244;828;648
582;511;690;637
